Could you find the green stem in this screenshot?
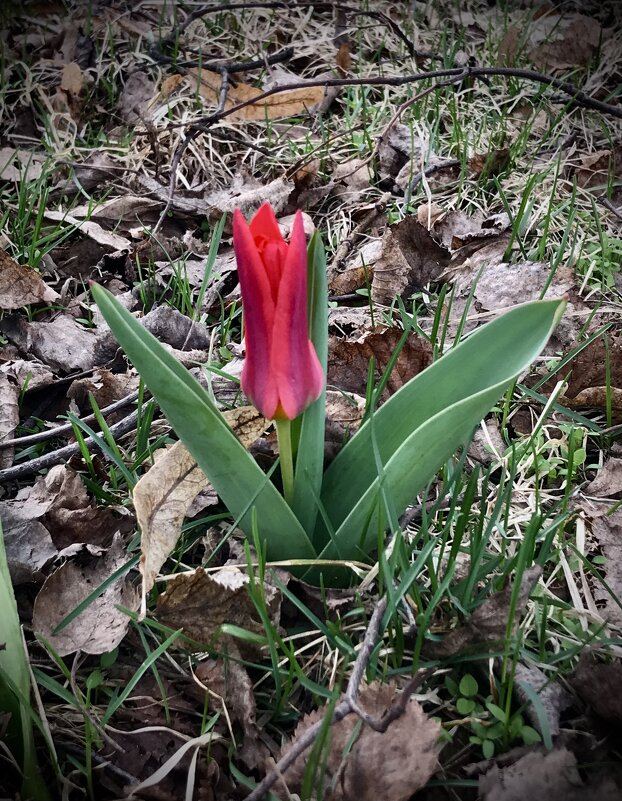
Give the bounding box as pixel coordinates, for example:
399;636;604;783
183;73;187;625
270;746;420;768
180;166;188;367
275;418;294;506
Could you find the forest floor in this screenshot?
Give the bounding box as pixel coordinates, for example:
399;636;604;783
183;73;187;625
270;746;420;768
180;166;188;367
1;1;622;799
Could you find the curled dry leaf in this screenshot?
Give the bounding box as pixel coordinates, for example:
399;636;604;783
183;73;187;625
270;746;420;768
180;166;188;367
188;69;325;120
328;327;433;401
0;249;60;310
32;533;139;657
281;681;440;801
371;216;451;305
428;566;542;659
136;407;268;600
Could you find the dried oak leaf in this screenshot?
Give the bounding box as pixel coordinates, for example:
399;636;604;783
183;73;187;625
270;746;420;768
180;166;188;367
0;249;60;310
569;650;622;721
371;216;451;306
328;327;433;400
428;566;542;659
479;747;619;801
32;533;139;656
136;407;267;599
189;69;325;120
155;567;280;654
281;682;440;801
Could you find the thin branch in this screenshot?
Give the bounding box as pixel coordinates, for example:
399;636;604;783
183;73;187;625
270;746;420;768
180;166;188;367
0;390;141;450
0;410;141;484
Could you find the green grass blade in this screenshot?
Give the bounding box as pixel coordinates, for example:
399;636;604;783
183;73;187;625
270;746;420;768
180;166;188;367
293;232;328;538
91;283;316;561
316;301;564;546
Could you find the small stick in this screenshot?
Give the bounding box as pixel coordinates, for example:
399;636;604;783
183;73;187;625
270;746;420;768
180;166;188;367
0;410;142;483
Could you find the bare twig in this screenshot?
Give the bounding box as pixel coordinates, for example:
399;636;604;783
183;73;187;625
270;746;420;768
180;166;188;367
0;410;142;484
245;597;431;800
0;390;141;450
597;195;622;221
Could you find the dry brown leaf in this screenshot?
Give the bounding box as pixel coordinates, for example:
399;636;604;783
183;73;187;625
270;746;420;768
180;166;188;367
204;175;293;220
44;210;131;250
119;70;155;123
0;464;132;553
586;505;622;630
428;566;542;659
573;147;622;190
156;566;280;652
282;682;440;801
0;250;60;309
136;408;267;599
528;14;601;72
371;216;451;305
585;457;622;497
548;335;622;417
328;327;433;401
0;372;19;470
60;62;84;96
32;533;139;656
0;147;45;183
1;314;100;372
569;650;622;721
335;42;352;76
433;209;510;251
479;747;619;801
67;369;139;411
3;520;57;585
189;69;325;120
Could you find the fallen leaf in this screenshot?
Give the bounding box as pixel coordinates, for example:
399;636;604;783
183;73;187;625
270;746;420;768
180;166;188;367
44;210;131;250
573;147;622;190
325;389;366;461
67;368;139;412
328;327;433;400
203;174;293;221
60;62;84;96
32;533;139;656
569;650;622;721
586;506;622;630
282;682;440;801
140;305;212;350
479;747;619;801
432;209;510;251
585;457;622;497
0;147;45;183
549;334;622;416
155;566;280;653
3;520;57;585
513;662;572;736
189;69;325;120
0;464;132;553
0;250;60;309
0;372;19;469
428;566;542;658
371;216;451;305
136;408;268;599
0;315;100;372
119;70;155;123
528;14;601;72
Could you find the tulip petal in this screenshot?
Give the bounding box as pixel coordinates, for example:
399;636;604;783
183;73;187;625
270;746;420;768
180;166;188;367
233;209;280;419
271;211;324;419
249;203;287;300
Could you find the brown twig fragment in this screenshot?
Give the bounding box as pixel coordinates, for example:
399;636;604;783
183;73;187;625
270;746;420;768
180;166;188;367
245;597;431;800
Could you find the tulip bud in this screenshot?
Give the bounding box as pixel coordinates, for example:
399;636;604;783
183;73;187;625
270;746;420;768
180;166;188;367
233;203;324;420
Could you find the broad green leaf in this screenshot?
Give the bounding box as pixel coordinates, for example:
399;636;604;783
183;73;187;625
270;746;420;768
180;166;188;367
316;301;564;544
92;284;316;561
0;520;49;800
292;233;328;538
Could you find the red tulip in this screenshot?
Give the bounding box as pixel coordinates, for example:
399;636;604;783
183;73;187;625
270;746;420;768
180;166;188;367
233;203;324;420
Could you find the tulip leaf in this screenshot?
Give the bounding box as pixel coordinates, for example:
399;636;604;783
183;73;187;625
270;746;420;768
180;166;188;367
91;284;316;562
293;232;328;538
310;300;565;572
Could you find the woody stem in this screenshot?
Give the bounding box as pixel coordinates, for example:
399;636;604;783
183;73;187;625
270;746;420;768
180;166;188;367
275;418;294;506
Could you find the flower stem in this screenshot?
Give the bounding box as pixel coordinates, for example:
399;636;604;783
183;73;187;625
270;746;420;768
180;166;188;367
275;418;294;506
